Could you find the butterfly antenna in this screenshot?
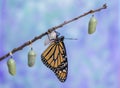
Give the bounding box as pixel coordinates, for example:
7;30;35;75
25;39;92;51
64;38;78;40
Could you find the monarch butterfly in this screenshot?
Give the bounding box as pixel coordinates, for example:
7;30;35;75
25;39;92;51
41;31;68;82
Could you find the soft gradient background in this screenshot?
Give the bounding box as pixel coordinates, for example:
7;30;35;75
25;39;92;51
0;0;119;88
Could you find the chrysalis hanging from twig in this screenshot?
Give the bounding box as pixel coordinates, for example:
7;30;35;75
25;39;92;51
7;52;16;76
44;31;58;46
28;43;36;67
88;15;97;34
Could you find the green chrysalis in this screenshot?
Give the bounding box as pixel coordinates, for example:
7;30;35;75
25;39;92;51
88;15;97;34
28;48;36;67
7;58;16;76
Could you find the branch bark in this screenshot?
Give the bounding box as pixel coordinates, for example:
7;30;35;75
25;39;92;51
0;4;107;61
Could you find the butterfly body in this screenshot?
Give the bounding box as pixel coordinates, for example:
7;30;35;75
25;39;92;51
41;35;68;82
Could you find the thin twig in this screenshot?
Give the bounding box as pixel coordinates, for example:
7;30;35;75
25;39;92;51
0;4;107;61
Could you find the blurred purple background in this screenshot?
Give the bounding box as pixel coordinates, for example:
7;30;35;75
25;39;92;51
0;0;119;88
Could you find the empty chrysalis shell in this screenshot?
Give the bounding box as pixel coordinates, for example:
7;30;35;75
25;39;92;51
44;31;57;46
44;36;51;46
7;58;16;76
88;15;97;34
28;48;36;67
49;31;57;39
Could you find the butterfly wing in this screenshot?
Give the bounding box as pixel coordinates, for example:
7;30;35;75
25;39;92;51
41;38;68;82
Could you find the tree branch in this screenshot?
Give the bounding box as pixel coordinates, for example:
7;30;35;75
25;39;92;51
0;4;107;61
